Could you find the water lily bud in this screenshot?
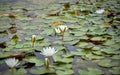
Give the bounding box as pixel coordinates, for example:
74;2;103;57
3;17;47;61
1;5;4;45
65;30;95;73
31;35;36;48
32;35;36;43
44;58;49;69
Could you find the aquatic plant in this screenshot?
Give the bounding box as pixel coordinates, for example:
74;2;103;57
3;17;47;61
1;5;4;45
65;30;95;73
5;58;19;68
40;47;57;57
95;8;105;14
31;35;36;48
55;25;68;41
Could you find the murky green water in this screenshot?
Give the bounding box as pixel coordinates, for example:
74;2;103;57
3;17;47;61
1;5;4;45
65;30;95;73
0;0;120;75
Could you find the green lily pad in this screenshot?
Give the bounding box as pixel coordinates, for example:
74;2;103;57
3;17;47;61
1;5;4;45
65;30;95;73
98;59;119;67
53;40;64;45
27;56;44;66
112;55;120;59
91;36;103;41
54;46;65;51
37;39;50;46
66;39;79;45
72;31;86;36
109;67;120;74
17;16;32;20
52;64;72;70
40;28;53;35
84;53;104;60
92;46;100;51
56;69;73;75
0;52;11;59
64;36;73;41
101;48;119;54
30;67;55;74
53;55;73;63
78;68;103;75
103;40;116;46
63;50;87;57
15;44;24;48
14;69;27;75
23;25;38;29
76;42;88;47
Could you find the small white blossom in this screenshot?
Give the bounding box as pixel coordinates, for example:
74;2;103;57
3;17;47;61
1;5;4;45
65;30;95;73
5;58;19;68
58;25;68;32
40;47;57;57
95;9;105;14
55;28;61;33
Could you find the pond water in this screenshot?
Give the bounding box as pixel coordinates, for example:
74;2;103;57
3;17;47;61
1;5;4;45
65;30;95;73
0;0;120;75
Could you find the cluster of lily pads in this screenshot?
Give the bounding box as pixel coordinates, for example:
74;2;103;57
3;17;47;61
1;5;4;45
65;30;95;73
0;0;120;75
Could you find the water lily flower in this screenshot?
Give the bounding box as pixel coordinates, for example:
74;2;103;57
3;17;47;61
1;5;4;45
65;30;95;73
55;28;61;34
5;58;19;68
95;9;105;14
40;47;57;57
58;25;68;32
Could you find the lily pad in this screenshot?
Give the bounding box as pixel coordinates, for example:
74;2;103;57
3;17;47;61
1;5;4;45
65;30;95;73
76;42;88;47
14;69;27;75
53;55;73;63
40;28;53;35
27;56;44;66
30;67;55;75
84;53;104;60
56;69;73;75
109;67;120;74
98;59;119;67
78;68;103;75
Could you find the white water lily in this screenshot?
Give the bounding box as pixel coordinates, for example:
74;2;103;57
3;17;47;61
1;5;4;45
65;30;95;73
40;47;57;57
58;25;68;32
55;28;61;33
95;9;105;14
5;58;19;68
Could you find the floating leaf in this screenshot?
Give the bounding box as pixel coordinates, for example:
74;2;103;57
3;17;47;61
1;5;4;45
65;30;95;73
40;28;53;35
53;55;73;63
76;42;88;47
72;31;86;36
0;52;10;58
112;55;120;59
109;67;120;74
66;39;79;45
54;46;65;51
27;56;44;66
98;59;119;67
14;69;27;75
91;36;103;41
78;68;103;75
56;69;73;75
84;53;104;60
17;16;32;20
30;67;55;74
